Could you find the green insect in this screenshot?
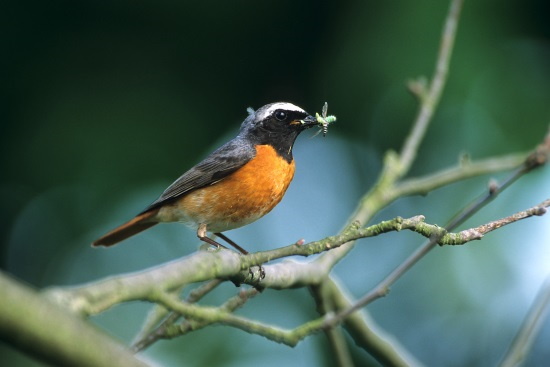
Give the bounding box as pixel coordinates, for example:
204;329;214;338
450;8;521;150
303;102;337;137
317;102;337;137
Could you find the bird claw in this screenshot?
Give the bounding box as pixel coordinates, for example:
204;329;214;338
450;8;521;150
248;265;265;281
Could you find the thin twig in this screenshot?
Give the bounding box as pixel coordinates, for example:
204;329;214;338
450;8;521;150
324;328;355;367
160;288;260;340
123;198;548;348
400;0;464;172
500;277;550;367
132;279;222;351
311;277;423;367
458;199;549;242
322;158;548;327
317;0;466;273
393;153;527;198
309;283;354;367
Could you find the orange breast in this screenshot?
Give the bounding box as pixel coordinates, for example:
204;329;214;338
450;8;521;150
159;144;296;233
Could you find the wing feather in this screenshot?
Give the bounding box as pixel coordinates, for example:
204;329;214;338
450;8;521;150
140;138;255;213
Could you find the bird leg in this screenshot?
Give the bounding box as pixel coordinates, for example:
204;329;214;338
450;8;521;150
215;232;264;281
197;225;263;282
214;232;249;255
196;224;249;254
197;223;228;250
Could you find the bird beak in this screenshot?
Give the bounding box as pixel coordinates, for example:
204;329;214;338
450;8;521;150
298;114;318;128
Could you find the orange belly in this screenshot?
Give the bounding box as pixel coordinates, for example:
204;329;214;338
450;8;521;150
157;144;296;233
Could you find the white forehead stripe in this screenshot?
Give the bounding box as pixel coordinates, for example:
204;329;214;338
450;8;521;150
256;102;306;120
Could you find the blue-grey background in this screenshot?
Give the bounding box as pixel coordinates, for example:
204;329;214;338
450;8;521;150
1;0;549;366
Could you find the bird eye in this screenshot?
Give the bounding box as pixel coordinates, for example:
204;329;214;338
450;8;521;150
274;110;287;121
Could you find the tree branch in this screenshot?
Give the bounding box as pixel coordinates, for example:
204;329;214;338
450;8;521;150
309;281;355;367
132;283;257;352
40;196;548;352
41;124;548;346
311;277;423;367
0;271;148;367
317;0;466;273
393;152;527;198
131;279;222;351
400;0;464;172
44;250;242;315
500;277;550;367
322;149;549;328
451;198;549;244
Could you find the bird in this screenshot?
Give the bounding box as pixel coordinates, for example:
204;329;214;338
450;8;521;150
92;102;320;254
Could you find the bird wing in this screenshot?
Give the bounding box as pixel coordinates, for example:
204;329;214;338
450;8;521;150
140;137;255;213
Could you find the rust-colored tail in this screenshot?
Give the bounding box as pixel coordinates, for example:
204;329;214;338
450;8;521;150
92;210;159;247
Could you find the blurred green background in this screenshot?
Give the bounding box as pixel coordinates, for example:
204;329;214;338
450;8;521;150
1;0;549;366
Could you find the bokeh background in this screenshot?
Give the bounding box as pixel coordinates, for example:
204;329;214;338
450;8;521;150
1;0;549;366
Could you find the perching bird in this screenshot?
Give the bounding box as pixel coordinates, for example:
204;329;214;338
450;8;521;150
92;102;320;254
